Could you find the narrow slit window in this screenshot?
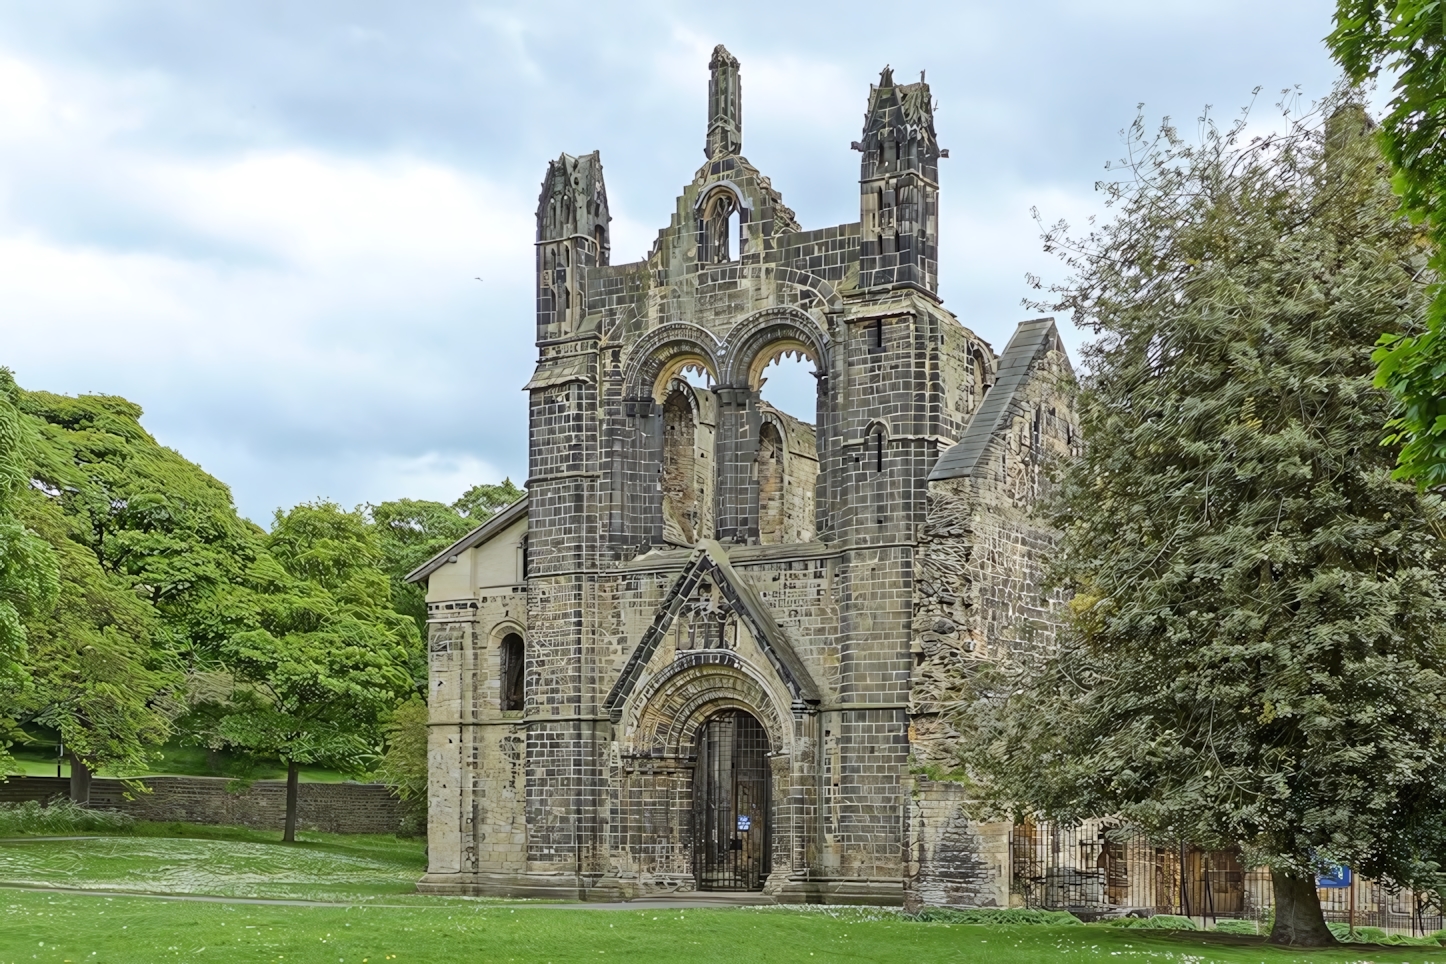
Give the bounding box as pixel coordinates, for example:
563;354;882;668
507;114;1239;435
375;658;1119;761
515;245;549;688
874;431;884;472
500;633;525;711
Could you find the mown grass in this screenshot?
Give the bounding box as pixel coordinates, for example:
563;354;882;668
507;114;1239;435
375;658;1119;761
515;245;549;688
0;820;426;903
6;894;1446;964
2;828;1444;963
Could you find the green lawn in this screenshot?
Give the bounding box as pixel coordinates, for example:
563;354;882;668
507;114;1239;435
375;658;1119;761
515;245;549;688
2;831;1444;963
6;894;1445;964
8;742;351;783
0;831;426;903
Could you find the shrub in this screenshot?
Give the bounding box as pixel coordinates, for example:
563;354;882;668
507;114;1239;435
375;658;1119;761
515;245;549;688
0;800;134;835
1211;918;1261;935
1327;922;1441;946
912;908;1082;926
1105;914;1197;930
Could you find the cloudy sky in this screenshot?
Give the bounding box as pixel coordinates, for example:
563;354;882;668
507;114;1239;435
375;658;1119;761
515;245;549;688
0;1;1344;525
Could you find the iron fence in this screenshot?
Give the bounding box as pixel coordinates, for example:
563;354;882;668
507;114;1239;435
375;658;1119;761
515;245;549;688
1010;820;1444;936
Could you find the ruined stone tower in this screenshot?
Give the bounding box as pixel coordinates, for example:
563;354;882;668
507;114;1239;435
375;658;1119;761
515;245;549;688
409;47;1078;905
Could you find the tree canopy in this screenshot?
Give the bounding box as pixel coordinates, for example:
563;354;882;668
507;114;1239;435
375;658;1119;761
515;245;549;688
213;502;420;840
1329;3;1446;488
0;370;516;833
952;96;1446;947
0;369;59;773
369;478;523;632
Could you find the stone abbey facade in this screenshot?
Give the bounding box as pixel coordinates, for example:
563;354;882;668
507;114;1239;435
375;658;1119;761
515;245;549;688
408;46;1079;906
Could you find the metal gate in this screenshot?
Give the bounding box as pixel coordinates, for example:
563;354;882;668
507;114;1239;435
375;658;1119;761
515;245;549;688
693;710;770;891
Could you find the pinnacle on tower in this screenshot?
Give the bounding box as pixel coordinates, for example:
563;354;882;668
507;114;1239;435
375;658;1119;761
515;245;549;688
706;45;742;159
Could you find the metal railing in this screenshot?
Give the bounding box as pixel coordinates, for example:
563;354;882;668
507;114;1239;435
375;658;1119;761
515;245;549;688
1010;820;1444;936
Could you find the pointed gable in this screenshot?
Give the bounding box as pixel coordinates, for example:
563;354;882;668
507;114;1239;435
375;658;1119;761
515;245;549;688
929;318;1071;481
603;540;821;721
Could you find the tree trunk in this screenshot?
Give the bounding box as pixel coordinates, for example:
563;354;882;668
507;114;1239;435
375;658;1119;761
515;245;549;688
282;759;299;843
67;751;92;806
1267;866;1336;946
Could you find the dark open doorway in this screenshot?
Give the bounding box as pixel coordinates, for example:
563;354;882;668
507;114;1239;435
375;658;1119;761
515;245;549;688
693;709;771;891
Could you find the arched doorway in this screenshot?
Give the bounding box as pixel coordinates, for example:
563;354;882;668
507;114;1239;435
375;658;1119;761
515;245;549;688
693;709;771;891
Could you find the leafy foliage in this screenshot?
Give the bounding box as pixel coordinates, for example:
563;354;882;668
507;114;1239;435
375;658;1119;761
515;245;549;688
0;800;135;835
950;93;1446;946
1104;915;1196;931
1;368;516;821
369;477;523;632
0;369;59;772
211;501;420;780
1329;3;1446;488
7;384;260;775
909;908;1082;926
375;695;427;803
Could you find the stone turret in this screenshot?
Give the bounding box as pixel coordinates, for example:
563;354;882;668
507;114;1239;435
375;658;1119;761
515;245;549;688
856;67;943;295
535;152;610;341
705;45;742;159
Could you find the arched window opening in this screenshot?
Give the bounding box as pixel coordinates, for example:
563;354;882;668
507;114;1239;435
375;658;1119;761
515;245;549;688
750;341;821;544
755;422;785;545
702;191;739;264
662;390;700;545
756;349;817;424
680;362;713;391
874;429;885;472
500;633;525;711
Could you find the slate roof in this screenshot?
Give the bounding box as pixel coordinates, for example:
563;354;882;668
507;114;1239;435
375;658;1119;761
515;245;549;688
929;318;1064;482
403;494;529;584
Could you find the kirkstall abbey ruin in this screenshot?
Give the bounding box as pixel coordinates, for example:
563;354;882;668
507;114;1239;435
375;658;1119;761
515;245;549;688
407;46;1079;907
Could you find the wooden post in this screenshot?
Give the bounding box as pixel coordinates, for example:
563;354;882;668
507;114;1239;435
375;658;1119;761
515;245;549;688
1348;870;1356;941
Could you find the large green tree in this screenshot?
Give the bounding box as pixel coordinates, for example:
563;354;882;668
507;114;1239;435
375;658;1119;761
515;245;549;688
369;478;523;633
1329;3;1446;488
0;370;59;775
952;98;1446;947
213;501;419;841
6;385;243;794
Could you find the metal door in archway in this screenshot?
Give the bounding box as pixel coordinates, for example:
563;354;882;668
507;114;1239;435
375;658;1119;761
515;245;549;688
693;709;771;891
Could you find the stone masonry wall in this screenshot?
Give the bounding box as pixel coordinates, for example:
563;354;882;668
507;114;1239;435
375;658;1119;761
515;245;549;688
904;777;1010;913
1;775;404;834
911;337;1078;766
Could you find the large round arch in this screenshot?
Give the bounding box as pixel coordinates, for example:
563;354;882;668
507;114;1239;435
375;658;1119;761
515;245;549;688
621;323;722;402
622;651;792;761
719;307;830;390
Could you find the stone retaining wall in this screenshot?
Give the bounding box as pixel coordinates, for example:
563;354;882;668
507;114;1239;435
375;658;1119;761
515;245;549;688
0;775;405;835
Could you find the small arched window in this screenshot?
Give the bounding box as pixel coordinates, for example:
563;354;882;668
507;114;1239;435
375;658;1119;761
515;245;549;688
500;633;525;711
701;191;738;263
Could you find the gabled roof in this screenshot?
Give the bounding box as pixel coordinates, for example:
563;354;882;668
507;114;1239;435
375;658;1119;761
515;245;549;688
603;539;821;721
403;495;529;584
929;318;1067;482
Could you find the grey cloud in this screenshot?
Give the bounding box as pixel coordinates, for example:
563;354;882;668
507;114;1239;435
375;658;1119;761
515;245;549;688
0;0;1345;523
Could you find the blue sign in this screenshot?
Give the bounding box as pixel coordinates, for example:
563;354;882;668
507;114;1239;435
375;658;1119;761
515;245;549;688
736;815;751;832
1317;865;1352;889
